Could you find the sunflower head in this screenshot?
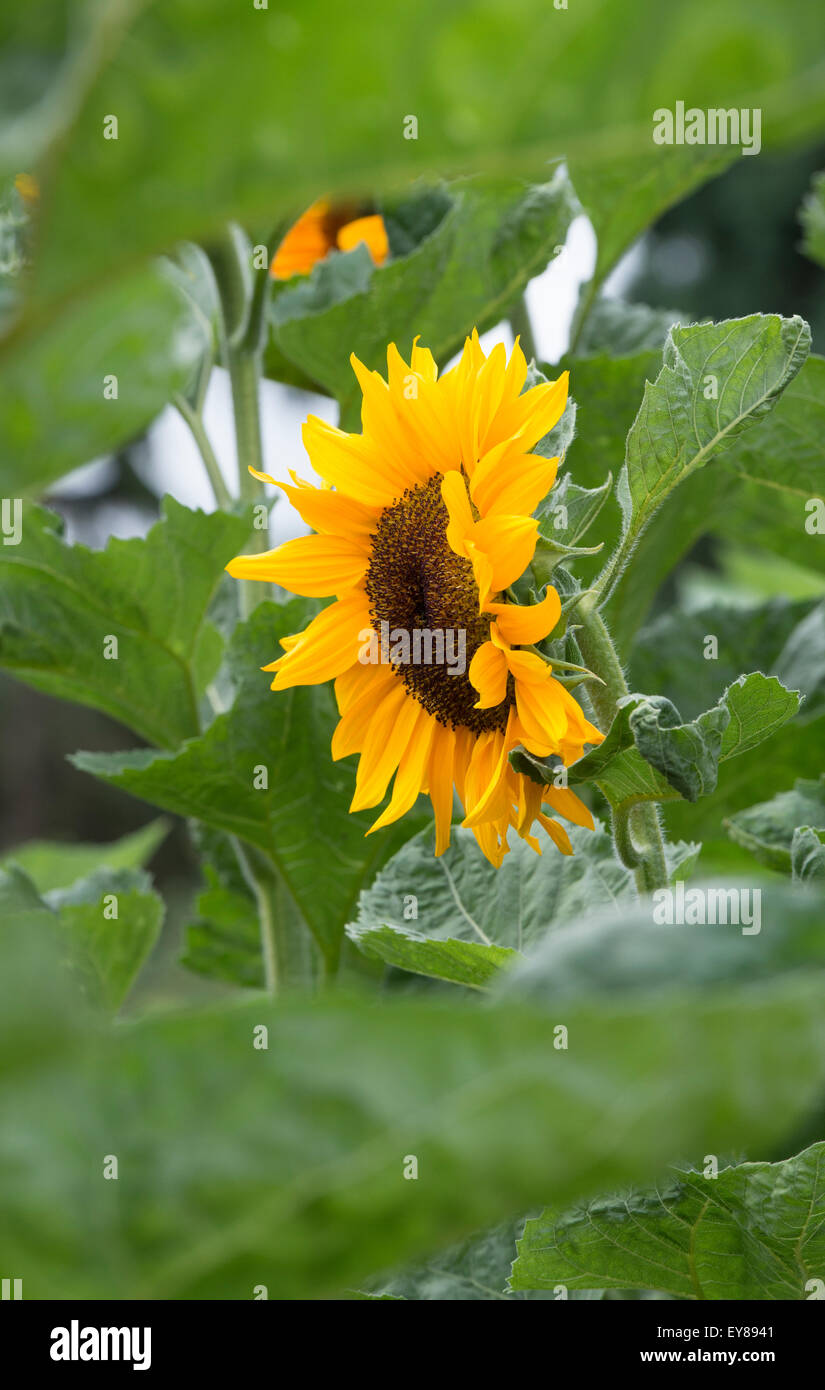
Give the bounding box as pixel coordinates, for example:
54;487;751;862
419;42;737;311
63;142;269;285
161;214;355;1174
227;332;604;867
270;198;389;279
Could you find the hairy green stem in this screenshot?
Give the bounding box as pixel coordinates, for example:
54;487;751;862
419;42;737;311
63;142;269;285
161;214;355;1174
576;601;669;895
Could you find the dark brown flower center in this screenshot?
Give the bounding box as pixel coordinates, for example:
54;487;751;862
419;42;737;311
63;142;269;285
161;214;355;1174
364;474;512;733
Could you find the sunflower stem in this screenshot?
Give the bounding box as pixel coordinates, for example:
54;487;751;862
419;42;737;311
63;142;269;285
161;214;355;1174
207;225;274;618
575;604;669;895
206;226;314;993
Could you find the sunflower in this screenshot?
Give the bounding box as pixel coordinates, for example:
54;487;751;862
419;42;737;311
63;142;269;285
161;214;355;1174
270;198;389;280
227;332;604;867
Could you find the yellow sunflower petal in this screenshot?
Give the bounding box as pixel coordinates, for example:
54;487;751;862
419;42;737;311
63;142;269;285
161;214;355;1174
276;478;378;539
427;723;457;856
468;640;508;709
331;665;398;759
303;415;408;508
266;594;370;689
226;534;368;595
462;711;516;829
441;470;475;556
349;682;420;812
488;587;561;646
515;674;568;747
489;371;569;453
336;213;389;265
469;514;538;593
538;813;574;855
350;354;432;486
472;448;559;519
543;784;595;830
367;707;436;833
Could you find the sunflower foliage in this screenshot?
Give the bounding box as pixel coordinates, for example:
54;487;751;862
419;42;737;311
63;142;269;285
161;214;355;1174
1;1;825;1305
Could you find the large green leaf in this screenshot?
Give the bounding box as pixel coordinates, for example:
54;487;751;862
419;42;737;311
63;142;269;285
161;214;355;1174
725;776;825;873
495;878;825;1003
603;314;810;599
5;898;825;1300
9;0;825;326
268;173;578;414
0;818;169;893
0;499;249;747
512;1143;825;1299
347;823;635;988
569;147;735;348
72;600;425;965
0;265;204;495
551;349;734;646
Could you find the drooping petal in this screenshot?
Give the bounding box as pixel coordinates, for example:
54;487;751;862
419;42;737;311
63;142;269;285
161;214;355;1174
331;665;398;759
468;640;509;709
367;707;436;833
427;723;457;856
265;593;371;689
488;587;561;646
349;682;421;812
543;784;595;830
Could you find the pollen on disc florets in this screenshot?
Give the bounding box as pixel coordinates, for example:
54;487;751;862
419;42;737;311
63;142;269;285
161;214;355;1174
364;473;513;733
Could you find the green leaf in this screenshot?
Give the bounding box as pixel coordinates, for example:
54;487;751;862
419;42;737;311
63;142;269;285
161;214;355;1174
0;818;169;893
49;867;164;1013
0;865;163;1013
13;1;825;330
792;826;825;884
569;146;735;346
0;863;56;931
800;170;825;268
347;823;634;987
631;597;825;725
181;871;264;991
71;600;427;965
361;1218;568;1301
536;469;613;548
545;348;728;646
0;499;250;747
605;315;811;597
495;877;825;1004
564;675;801;812
0;265;205;495
6;899;825;1299
631;597;825;850
725;776;825;873
268;173;578;414
512;1142;825;1300
574;297;690;358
